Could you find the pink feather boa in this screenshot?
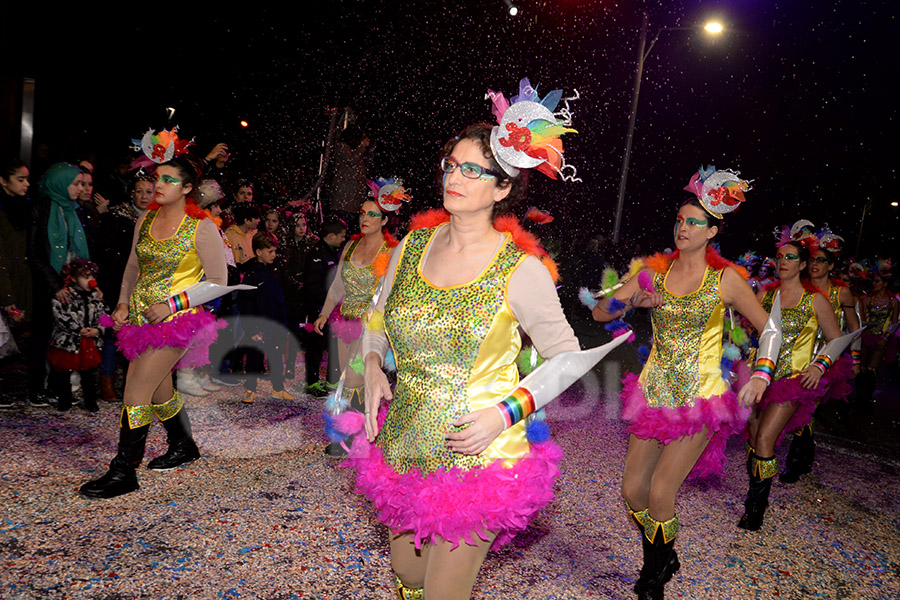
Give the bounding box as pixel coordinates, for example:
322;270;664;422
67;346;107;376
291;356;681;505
100;310;225;369
343;433;563;550
756;356;854;446
621;368;752;480
328;307;362;344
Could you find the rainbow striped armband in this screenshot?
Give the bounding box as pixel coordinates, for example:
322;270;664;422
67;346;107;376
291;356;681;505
751;358;775;384
810;354;832;375
494;388;537;428
166;291;191;314
851;349;862;365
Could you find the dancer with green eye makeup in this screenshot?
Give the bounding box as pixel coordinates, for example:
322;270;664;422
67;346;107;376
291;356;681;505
593;166;774;600
739;221;855;531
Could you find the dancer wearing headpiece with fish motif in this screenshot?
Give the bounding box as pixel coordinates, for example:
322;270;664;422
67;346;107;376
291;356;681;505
778;223;860;483
738;220;855;531
593;166;774;600
80;131;230;499
346;78;580;599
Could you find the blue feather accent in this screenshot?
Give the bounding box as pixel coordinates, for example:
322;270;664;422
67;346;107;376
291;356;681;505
608;297;626;313
638;345;650;365
526;418;551;443
578;287;598;309
324;391;348;414
720;357;735;381
383;350;396;372
605;319;628;332
722;344;742;362
323;411;347;443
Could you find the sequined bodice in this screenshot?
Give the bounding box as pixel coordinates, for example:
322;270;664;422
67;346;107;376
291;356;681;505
340;238;389;320
128;211;202;325
763;288;818;379
815;283;845;349
866;297;892;333
380;226;528;475
640;264;728;407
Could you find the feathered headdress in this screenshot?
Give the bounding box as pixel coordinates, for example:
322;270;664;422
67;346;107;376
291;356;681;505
366;177;411;213
774;219;819;253
130;126;194;170
736;251;760;269
485;77;580;182
684;165;751;219
813;224;845;255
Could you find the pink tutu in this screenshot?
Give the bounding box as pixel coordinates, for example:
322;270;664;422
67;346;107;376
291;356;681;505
344;434;563;550
756;356;854;446
328;307;362;344
100;310;226;369
621;371;752;480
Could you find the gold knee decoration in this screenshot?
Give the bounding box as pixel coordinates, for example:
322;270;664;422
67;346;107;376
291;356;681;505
643;512;679;544
395;575;424;600
750;454;777;480
152;391;185;422
122;404;155;429
625;501;649;531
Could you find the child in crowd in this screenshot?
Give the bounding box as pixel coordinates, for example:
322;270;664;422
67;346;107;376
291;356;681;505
236;233;293;403
46;259;107;412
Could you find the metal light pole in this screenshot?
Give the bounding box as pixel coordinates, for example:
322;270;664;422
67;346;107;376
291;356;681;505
611;15;723;244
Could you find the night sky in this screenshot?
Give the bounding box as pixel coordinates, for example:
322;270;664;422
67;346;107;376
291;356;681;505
6;0;898;263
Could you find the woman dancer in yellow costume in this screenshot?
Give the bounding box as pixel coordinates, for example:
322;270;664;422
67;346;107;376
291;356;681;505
349;79;580;599
593;166;772;600
80;150;227;499
739;222;848;531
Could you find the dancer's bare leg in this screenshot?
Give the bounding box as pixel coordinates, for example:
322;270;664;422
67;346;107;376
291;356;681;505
622;435;664;510
423;533;495;600
753;402;799;458
647;429;710;520
123;347;187;406
391;531;431;589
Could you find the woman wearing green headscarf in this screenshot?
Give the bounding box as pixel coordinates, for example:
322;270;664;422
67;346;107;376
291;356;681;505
27;162;88;406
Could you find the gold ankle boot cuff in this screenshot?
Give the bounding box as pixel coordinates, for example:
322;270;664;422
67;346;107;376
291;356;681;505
123;404;155;429
152;391;185;421
643;513;679;544
625;501;649;531
395;575;424;600
750;454;778;479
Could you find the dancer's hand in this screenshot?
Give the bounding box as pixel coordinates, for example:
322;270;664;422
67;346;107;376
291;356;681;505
55;288;72;304
446;408;505;455
631;289;664;309
313;314;328;335
112;303;129;328
738;377;768;406
364;354;392;442
80;327;99;338
143;302;172;325
800;365;824;389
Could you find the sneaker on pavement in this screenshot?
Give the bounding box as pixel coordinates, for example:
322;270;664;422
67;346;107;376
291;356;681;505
28;395;51;408
306;382;328;398
241;390;256;404
211;375;242;387
271;389;295;401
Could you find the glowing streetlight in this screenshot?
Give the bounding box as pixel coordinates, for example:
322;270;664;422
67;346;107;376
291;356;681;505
704;21;724;35
502;0;518;16
240;120;249;128
891;201;899;207
612;15;728;243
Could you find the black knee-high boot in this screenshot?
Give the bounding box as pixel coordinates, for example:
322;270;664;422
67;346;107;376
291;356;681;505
147;391;200;471
80;405;151;498
738;452;776;531
635;513;680;600
780;421;815;483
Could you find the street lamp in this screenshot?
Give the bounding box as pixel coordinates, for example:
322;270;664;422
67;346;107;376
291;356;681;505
611;14;725;244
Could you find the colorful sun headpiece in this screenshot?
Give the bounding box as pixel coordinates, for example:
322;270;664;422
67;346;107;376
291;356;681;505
485;77;580;182
684;165;751;219
366;177;411;213
130;126;194;170
813;224;845;255
736;251;760;269
774;219;819;253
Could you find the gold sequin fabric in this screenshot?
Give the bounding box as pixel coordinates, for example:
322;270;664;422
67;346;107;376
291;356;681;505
152;391;184;421
123;404;154;429
380;226;525;475
762;289;817;379
339;239;389;320
643;513;680;544
641;266;726;408
815;283;843;349
128;211;200;325
866;300;892;334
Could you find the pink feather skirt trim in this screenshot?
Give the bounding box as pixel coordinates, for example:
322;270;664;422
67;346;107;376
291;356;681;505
343;436;563;550
621;373;752;480
328;307;362;344
756;356;853;446
101;310;226;369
